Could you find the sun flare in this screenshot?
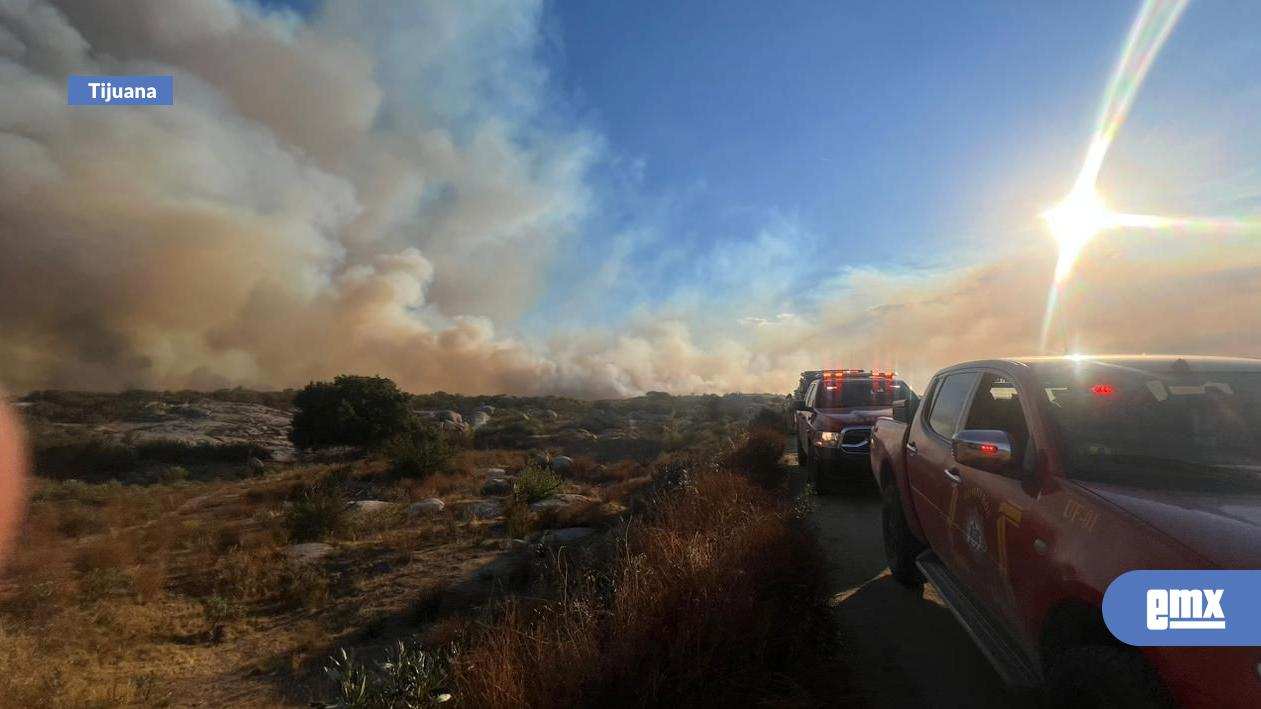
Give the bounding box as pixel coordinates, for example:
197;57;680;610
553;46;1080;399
1042;186;1120;284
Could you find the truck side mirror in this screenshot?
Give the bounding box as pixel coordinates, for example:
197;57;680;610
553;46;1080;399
952;430;1013;473
892;393;920;423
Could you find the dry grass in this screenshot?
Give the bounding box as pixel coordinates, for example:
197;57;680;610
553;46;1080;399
452;467;833;709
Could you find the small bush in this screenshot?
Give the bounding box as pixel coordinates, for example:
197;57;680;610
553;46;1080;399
34;438;139;481
290;375;413;448
286;479;349;542
323;641;454;709
280;565;334;611
727;427;787;490
384;425;452;480
513;465;562;503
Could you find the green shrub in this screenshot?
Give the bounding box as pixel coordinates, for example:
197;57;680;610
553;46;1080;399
384;425;452;480
514;465;562;503
290;375;413;448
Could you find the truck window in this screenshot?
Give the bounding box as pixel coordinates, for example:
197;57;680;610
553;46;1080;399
927;372;979;438
1035;362;1261;490
964;372;1033;471
814;378;910;408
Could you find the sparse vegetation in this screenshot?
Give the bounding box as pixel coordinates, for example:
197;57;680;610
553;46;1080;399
4;385;791;707
450;463;833;708
286;474;350;541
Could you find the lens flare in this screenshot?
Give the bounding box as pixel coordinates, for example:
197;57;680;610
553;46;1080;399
1039;0;1192;351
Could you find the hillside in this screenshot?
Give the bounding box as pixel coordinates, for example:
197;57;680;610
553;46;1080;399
0;387;836;708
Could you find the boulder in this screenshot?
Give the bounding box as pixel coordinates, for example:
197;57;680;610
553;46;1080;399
529;497;569;514
528;493;595;514
550;455;574;473
438;410;463;425
469;500;503;519
481;478;513;496
408;498;445;515
479;467;507;478
536;409;558;421
285;542;334;563
469;411;491;427
538;527;598;547
530;451;551;467
475;405;496;415
440;420;469;433
346;500;393;515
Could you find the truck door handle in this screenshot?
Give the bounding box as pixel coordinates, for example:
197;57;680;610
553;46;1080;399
906;441;918;456
944;467;962;483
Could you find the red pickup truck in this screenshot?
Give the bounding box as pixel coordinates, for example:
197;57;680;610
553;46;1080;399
794;370;911;494
870;355;1261;708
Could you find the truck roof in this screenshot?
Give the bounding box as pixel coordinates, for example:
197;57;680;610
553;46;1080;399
948;354;1261;374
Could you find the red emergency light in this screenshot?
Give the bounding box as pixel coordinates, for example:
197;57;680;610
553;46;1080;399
1091;384;1114;395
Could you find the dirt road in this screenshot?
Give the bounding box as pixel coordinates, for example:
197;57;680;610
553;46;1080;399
799;465;1033;708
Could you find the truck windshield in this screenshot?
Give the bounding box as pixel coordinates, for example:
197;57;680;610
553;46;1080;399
1036;362;1261;490
816;379;909;409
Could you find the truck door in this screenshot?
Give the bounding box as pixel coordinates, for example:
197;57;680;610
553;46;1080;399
951;370;1046;636
797;378;819;451
906;371;979;568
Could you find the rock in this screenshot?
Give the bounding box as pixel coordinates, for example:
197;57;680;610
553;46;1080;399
481;478;513;496
550;455;574;473
469;411;491;427
479;467;507;478
246;457;266;473
476;553;531;583
285;543;334;563
438;410;463;425
529;497;569;514
408;498;445;515
539;527;598;547
346;500;393;515
536;409;558;421
440;420;469;433
475;405;496;415
528;493;594;514
530;451;551;467
469;500;503;519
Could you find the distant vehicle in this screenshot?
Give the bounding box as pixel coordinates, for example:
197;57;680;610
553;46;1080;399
870;355;1261;708
794;369;912;494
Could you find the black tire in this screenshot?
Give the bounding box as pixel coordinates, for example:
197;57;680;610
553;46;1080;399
881;483;924;586
809;449;836;496
1045;646;1175;709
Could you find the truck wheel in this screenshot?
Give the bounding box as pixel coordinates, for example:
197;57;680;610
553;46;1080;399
810;450;836;496
881;483;923;586
1045;646;1174;709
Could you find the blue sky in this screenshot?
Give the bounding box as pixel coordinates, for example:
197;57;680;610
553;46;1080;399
6;0;1261;395
517;1;1260;332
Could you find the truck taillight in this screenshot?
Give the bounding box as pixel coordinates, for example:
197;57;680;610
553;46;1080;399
1091;384;1114;395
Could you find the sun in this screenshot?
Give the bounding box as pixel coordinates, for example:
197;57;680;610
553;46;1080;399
1042;187;1116;284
